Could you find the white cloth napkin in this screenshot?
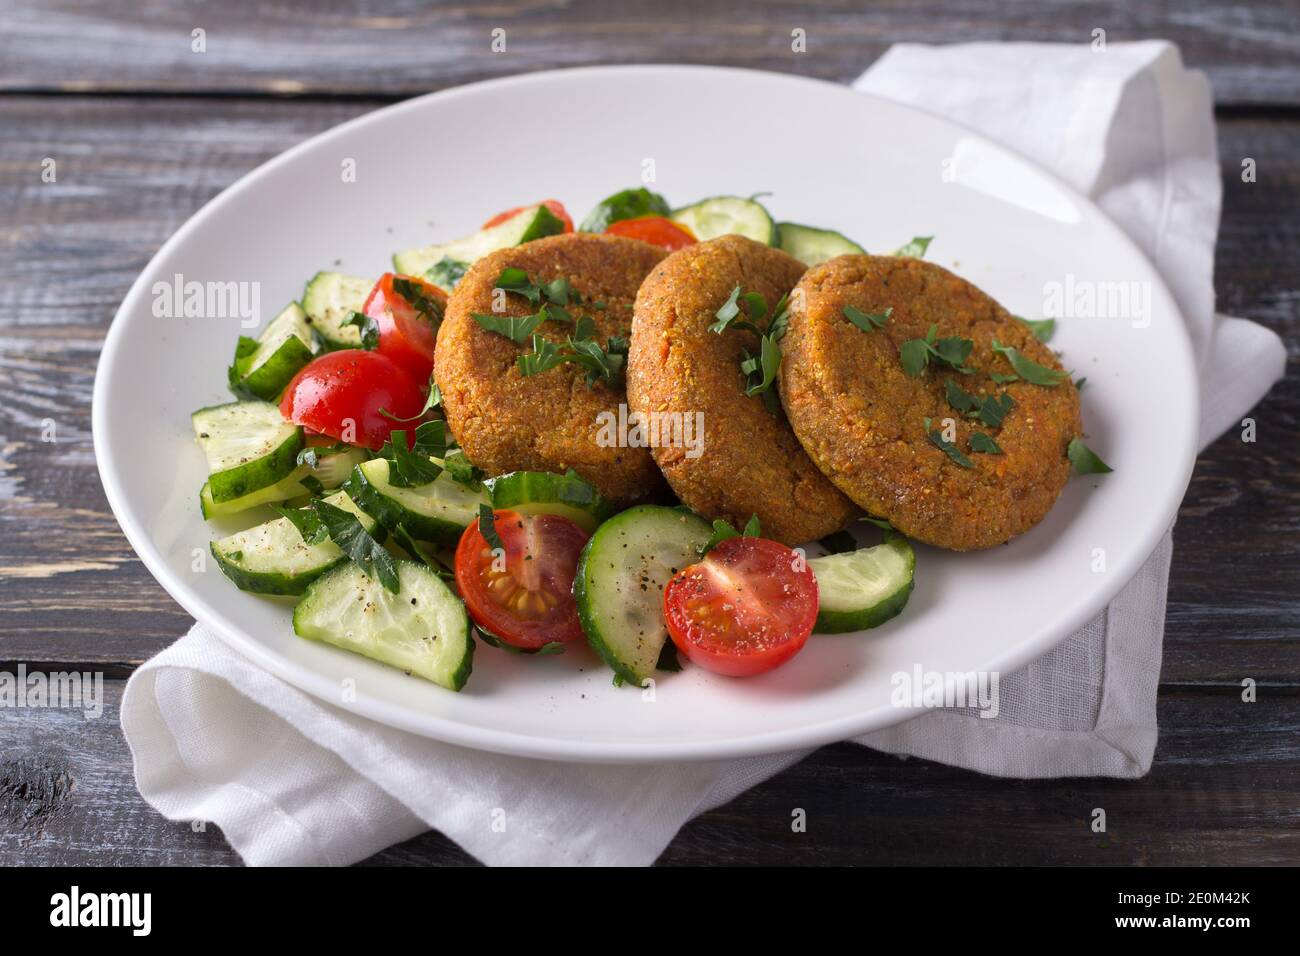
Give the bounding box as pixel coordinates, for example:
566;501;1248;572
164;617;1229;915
121;41;1286;866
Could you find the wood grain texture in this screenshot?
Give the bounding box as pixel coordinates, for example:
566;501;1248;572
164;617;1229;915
0;681;1295;865
0;11;1297;864
2;0;1300;106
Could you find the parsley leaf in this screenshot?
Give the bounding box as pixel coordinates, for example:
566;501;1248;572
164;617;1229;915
944;377;979;413
470;306;549;344
843;304;891;332
1018;316;1056;342
1068;438;1113;475
698;514;761;557
311;498;399;592
426;257;467;291
900;324;975;376
380;377;442;423
894;236;934;258
991;339;1068;386
299;475;325;497
273;504;329;546
924;417;974;468
343;310;380;350
974;391;1015;428
969;432;1003;454
477;504;503;551
376;420;452;488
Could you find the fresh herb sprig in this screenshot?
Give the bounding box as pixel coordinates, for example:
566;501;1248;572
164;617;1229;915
900;324;976;377
711;285;791;412
311;498;400;593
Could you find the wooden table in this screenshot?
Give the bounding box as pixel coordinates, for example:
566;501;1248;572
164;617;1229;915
2;1;1296;866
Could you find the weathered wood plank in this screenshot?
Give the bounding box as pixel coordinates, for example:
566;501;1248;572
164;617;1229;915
1;680;1294;865
2;0;1300;106
1;97;1295;681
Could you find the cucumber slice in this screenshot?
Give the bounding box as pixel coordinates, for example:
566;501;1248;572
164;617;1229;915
229;302;314;401
199;468;310;519
670;196;778;245
210;491;377;595
574;505;713;686
808;537;915;634
393;204;566;279
343;457;488;545
294;559;473;691
192;401;303;503
305;445;369;489
301;271;373;350
579;187;670;233
776;222;866;266
484;470;614;532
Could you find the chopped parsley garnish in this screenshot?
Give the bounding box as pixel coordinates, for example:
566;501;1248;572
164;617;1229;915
377;420;453;488
969;432;1003;454
711;285;790;410
380;377;442;423
900;324;975;377
699;514;761;557
894;235;933;258
972;390;1015;428
426;257;467;291
342;310;380;350
298;474;325;497
1067;438;1112;475
924;417;974;468
1017;317;1056;343
470;306;550;344
517;325;627;387
273;504;329;546
990;372;1020;384
943;377;979;413
991;339;1068;386
843;304;891;332
477;503;504;551
311;498;400;593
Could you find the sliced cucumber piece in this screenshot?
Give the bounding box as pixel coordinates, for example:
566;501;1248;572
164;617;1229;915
302;271;373;350
574;505;713;686
210;491;377;595
579;187;670;233
776;222;866;266
344;457;487;545
192;401;303;504
808;537;915;634
229;302;314;401
670;196;778;245
294;560;473;691
484;470;614;533
304;445;369;489
199;468;309;519
393;204;566;279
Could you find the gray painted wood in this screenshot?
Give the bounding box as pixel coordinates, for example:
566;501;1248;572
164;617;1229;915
0;1;1297;865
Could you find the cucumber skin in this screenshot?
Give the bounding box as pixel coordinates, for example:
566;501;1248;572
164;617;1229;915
209;541;344;596
776;221;866;266
671;195;779;246
205;426;304;504
236;334;313;402
574;505;712;687
812;541;916;634
292;561;474;692
341;462;470;546
814;578;913;633
484;470;615;532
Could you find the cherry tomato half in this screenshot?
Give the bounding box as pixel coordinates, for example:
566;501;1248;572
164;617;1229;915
481;199;574;234
363;273;446;383
279;350;425;451
663;536;819;677
605;216;697;251
455;509;589;649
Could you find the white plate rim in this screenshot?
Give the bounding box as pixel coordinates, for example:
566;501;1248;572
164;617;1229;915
93;64;1199;763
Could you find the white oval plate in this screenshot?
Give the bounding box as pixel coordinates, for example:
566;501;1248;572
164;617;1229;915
94;66;1197;763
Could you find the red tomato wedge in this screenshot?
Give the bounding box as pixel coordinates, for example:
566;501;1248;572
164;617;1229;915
663;536;819;677
605;216;697;250
279;350;425;451
455;509;590;649
481;199;574;233
363;273;446;382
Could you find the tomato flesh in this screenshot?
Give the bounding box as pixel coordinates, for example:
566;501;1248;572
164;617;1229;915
481;199;574;233
363;273;446;382
605;216;696;250
455;509;589;649
279;350;425;451
663;536;819;677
